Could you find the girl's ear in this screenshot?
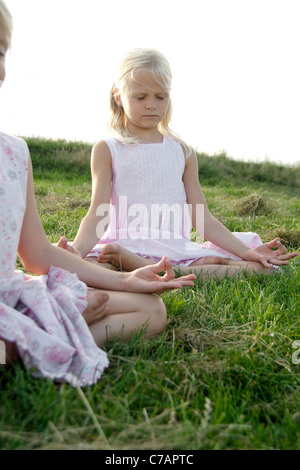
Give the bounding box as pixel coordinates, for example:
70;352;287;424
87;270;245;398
113;88;122;107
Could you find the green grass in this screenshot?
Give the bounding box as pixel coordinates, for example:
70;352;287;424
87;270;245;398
1;137;300;450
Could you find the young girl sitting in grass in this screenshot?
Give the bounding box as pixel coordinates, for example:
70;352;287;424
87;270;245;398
59;48;298;279
0;4;195;386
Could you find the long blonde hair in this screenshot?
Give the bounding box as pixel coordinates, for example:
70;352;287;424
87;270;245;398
0;0;13;47
109;48;192;158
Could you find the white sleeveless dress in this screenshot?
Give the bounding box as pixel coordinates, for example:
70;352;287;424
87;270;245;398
88;136;262;264
0;132;108;386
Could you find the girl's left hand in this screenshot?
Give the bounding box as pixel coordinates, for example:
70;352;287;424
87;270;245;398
124;256;196;295
83;292;110;326
244;238;299;269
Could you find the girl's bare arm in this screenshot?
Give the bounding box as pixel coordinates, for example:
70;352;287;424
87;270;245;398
183;151;298;266
70;140;112;258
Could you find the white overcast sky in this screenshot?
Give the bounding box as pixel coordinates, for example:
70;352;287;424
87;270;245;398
1;0;300;164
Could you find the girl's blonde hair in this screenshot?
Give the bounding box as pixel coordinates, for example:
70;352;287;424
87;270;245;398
109;48;192;158
0;0;13;47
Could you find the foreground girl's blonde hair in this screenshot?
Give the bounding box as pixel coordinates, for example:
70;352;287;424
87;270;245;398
0;0;13;47
109;48;192;158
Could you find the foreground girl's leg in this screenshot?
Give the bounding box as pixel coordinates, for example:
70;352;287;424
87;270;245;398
0;290;112;365
88;290;167;347
1;290;166;364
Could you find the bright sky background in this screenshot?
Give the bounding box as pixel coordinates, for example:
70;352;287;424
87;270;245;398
1;0;300;165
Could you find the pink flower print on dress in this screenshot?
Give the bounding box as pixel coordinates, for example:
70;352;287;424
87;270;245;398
4;146;12;155
10;220;17;232
8;170;17;180
1;291;9;301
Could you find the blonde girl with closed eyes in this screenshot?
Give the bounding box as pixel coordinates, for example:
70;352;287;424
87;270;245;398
58;48;298;278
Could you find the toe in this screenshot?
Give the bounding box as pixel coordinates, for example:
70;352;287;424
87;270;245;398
57;236;67;248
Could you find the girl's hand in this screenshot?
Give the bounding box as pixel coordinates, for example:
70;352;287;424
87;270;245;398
57;236;83;258
124;256;196;295
82;292;109;326
243;238;299;269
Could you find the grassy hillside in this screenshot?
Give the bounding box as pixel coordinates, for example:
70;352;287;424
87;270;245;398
1;137;299;450
28;137;300;249
27;137;300;189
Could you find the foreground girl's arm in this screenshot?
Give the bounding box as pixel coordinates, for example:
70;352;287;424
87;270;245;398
18;155;196;294
183;150;298;268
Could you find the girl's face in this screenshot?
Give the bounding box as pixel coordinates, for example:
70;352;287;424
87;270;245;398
0;23;9;87
116;68;170;138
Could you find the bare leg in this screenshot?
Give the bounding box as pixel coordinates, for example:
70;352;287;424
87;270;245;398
189;256;228;266
97;244;229;271
92;243;269;280
0;289;166;365
0;291;110;365
97;244;154;271
96;243;262;278
174;260;269;280
87;290;167;347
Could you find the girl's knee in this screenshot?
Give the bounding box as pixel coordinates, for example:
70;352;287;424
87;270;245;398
148;297;167;335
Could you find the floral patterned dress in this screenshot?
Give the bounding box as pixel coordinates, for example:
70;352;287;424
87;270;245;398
0;132;109;386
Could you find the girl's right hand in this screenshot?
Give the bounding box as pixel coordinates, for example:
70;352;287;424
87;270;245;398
57;236;83;258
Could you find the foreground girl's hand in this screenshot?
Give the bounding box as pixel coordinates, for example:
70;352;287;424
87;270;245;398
82;292;110;326
123;256;196;295
244;238;299;269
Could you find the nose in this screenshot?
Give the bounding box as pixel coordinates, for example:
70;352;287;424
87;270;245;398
146;100;157;110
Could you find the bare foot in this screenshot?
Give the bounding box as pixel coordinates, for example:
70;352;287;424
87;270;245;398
97;244;153;271
83;291;110;326
190;256;229;266
57;236;69;250
57;237;83;258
